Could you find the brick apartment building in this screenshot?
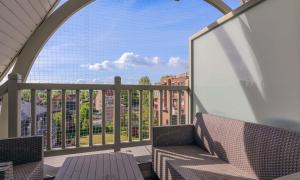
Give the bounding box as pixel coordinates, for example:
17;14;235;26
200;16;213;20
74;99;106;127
153;73;189;125
94;90;126;125
51;91;126;127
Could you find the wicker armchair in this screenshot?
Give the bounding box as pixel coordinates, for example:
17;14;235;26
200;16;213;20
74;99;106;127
0;136;43;180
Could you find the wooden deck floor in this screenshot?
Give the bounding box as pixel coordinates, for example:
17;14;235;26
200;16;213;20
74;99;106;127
44;145;152;178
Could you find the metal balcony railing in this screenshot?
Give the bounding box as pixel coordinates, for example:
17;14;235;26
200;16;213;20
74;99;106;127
1;73;190;156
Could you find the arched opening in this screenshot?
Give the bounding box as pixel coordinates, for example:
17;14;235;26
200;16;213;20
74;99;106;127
27;0;225;84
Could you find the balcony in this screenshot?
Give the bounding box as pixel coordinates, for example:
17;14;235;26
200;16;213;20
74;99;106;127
10;75;189;151
0;0;300;180
0;74;189;178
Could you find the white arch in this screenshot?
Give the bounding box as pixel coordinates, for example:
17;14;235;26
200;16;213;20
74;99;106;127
204;0;232;14
12;0;95;81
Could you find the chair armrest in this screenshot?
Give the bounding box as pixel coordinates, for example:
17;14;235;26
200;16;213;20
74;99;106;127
152;125;194;147
0;136;43;165
274;172;300;180
0;162;13;180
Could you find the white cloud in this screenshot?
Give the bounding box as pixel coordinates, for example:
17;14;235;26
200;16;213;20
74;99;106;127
81;52;161;71
80;60;114;70
91;77;113;84
115;52;160;68
168;57;182;67
75;79;87;83
74;77;115;84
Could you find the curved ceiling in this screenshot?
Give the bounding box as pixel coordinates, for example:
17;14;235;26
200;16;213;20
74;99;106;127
0;0;58;78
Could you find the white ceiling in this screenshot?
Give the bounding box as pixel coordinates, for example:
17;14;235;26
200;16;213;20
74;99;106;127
0;0;58;76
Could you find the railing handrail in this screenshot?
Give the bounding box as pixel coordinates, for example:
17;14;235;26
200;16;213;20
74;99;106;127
7;73;190;156
17;82;188;91
0;81;8;96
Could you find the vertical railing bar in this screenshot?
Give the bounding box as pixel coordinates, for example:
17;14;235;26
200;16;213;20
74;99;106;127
168;90;172;126
101;90;106;145
187;79;192;124
46;89;52;151
178;91;182;125
30;89;36;136
128;90;132;142
61;89;66;149
185;89;189;125
75;90;80;148
89;89;93;147
114;77;121;151
139;90;143;141
7;73;21;137
159;90;163;126
149;90;153;140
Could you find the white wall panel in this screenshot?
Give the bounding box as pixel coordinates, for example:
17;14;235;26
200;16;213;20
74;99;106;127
192;0;300;132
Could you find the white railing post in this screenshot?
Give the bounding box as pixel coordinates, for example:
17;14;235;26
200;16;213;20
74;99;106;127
168;90;172;125
149;90;153;140
89;89;93;147
75;90;80;148
102;90;106;145
7;73;21;137
185;80;191;124
61;89;66;149
114;76;121;151
46;89;53;150
159;90;163;126
128;90;132;142
31;89;36;135
178;91;182;125
139;90;143;141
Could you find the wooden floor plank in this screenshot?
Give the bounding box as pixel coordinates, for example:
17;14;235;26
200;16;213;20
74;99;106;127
103;153;111;180
95;154;104;180
121;153;136;180
127;154;144;180
115;153;128;180
70;156;85;180
54;157;71;180
109;153;120;180
60;157;78;180
86;155;98;180
78;155;92;180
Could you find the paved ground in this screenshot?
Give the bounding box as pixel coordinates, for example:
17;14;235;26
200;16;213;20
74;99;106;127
44;145;152;178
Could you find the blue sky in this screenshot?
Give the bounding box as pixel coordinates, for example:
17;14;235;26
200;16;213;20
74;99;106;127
28;0;240;84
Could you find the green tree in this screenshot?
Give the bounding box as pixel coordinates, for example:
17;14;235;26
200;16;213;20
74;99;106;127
52;90;60;98
80;91;89;102
138;76;151;85
53;112;62;126
80;102;90;130
138;76;152;138
21;90;31;102
36;91;47;104
121;90;128;105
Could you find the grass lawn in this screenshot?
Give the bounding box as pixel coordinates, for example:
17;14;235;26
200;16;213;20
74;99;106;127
77;127;150;146
79;133;133;145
